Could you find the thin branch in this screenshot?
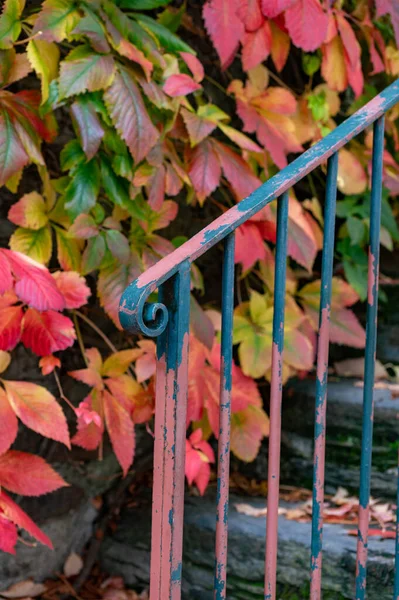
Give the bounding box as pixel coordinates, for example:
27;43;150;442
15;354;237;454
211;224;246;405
73;312;88;367
74;310;118;355
54;370;76;413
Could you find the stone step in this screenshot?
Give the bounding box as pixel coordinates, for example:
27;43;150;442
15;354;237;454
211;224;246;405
100;494;395;600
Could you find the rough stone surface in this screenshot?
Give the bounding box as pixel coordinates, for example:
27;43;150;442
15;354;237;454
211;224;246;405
0;501;97;591
100;494;395;599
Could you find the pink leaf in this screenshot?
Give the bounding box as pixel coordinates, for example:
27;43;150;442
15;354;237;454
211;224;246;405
242;20;272;71
5;251;65;311
39;355;61;375
238;0;264;31
0;451;67;496
21;308;76;356
163;74;202;97
214;140;261;200
203;0;245;68
261;0;295;18
235;222;268;271
103;390;135;477
72;395;103;451
52;271;91;309
0;491;53;549
284;0;328;51
180;52;204;83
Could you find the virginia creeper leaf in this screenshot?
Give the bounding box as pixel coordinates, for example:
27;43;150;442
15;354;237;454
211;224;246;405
27;40;60;104
105;229;131;265
55;227;82;272
52;271;90;309
284;0;328;52
0;450;67;496
3;379;70;447
0;305;23;350
163;73;202;97
202;0;244;68
134;14;193;54
59;49;116;100
188;139;221;204
0;490;53;549
71;97;104;160
98;259;142;329
8;191;48;230
21;308;76;356
0;0;25;50
81;234;106;274
9;226;52;265
103;389;135;476
64;158;101;219
32;0;80;43
0;388;18;454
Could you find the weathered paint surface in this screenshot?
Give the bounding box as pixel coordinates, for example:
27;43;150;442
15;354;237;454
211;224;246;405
149;264;191;600
264;192;289;600
117;86;399;600
214;233;235;600
355;116;385;600
310;152;339;600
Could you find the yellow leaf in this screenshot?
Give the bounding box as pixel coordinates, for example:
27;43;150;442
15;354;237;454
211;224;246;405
337;148;367;195
0;351;11;374
27;39;60;103
9;225;52;264
8;191;48;229
321;35;347;92
102;349;142;378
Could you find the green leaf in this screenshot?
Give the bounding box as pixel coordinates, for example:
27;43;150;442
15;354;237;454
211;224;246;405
27;40;60;104
238;333;272;379
343;259;367;302
0;0;24;49
32;0;80;43
60;139;86;171
9;225;52;264
381;191;399;241
54;226;81;271
302;52;321;76
134;14;194;54
59;47;116;100
104;65;158;163
157;6;184;33
64;159;101;218
105;229;130;264
70;9;110;54
249;290;268;324
347;216;365;246
100;157;130;206
117;0;172;8
92;203;105;224
71;97;105;160
81;234;106;274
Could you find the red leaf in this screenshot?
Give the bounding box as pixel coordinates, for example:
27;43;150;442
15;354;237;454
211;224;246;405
103;390;135;476
163;74;202;97
72;394;103;451
181;108;217;146
4;380;70;448
180;52;204;83
4;250;65;311
284;0;328;51
0;490;53;549
0;252;13;295
104;66;159;164
214;140;261;200
235;222;267;271
261;0;295;18
21;308;76;356
242;20;272;71
0;451;67;496
336;13;363;98
52;271;90;309
0;305;23;351
39;355;61;375
203;0;245;68
188;139;221;204
0;515;17;555
0;388;18;455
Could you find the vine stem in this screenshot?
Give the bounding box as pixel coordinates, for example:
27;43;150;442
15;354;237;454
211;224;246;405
72;312;89;367
53;370;76;413
74;310;118;355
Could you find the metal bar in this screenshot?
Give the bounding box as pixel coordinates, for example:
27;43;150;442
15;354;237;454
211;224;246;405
214;233;235;600
355;116;385;600
309;152;339;600
394;451;399;600
150;262;191;600
119;80;399;324
264;191;289;600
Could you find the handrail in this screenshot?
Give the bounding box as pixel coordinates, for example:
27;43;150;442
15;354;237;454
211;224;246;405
119;78;399;337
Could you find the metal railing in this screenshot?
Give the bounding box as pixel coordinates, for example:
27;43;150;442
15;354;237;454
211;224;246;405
119;79;399;600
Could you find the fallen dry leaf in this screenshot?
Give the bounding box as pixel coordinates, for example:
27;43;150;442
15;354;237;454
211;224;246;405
334;358;388;380
0;581;46;599
234;503;287;518
63;552;83;578
354;380;399;397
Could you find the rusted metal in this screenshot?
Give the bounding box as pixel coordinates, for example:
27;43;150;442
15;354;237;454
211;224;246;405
118;84;399;600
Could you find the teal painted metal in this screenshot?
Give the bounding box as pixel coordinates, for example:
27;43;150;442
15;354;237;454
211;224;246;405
119;82;399;600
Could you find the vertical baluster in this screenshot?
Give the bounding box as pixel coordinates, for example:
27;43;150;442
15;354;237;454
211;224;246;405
264;191;289;600
214;233;235;600
355;116;385;600
310;152;339;600
150;261;191;600
394;451;399;600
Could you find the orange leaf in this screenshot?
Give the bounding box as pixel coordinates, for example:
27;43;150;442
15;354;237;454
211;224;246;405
103;390;135;476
